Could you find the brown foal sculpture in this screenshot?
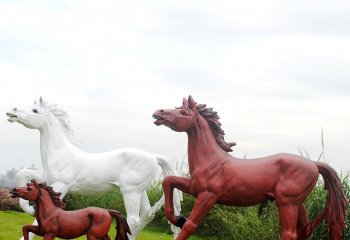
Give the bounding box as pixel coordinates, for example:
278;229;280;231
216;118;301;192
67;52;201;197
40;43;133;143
11;179;130;240
153;95;348;240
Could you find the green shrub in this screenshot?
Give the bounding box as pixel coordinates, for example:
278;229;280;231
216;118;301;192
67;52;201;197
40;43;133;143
0;188;21;211
64;188;126;214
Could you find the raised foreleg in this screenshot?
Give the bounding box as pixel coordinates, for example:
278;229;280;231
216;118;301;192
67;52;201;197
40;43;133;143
23;225;42;240
176;192;217;240
162;176;191;228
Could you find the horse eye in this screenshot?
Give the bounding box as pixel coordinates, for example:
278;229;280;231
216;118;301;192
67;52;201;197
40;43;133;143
180;110;187;115
32;109;38;113
27;187;32;191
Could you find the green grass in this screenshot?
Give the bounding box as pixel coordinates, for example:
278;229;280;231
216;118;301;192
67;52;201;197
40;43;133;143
0;211;210;240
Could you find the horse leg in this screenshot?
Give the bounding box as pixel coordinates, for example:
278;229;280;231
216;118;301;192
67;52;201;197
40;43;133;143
176;192;217;240
296;205;310;240
136;191;155;231
277;205;299;240
21;220;39;240
23;225;42;240
43;234;56;240
121;191;142;240
87;233;106;240
140;190;151;215
101;234;111;240
162;176;191;227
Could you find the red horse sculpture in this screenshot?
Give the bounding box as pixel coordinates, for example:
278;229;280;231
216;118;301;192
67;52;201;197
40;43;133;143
11;179;130;240
153;95;348;240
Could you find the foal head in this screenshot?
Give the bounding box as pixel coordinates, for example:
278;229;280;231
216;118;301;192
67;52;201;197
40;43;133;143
11;179;65;209
11;179;40;201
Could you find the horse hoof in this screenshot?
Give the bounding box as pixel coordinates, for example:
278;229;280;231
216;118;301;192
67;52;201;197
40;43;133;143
175;215;187;228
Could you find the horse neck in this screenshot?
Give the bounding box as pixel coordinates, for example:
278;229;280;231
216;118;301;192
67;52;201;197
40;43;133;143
39;114;77;172
186;114;225;173
35;189;58;224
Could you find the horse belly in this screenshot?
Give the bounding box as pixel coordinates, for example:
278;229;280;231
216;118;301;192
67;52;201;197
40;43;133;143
57;212;92;238
218;193;269;206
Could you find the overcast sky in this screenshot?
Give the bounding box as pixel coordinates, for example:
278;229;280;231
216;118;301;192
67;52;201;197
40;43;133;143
0;0;350;175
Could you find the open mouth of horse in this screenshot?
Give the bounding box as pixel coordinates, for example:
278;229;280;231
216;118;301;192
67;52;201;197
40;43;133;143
10;189;18;198
153;114;178;130
153;114;165;126
6;112;18;122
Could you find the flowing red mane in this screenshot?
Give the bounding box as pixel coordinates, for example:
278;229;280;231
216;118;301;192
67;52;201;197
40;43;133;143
196;103;236;152
38;182;65;209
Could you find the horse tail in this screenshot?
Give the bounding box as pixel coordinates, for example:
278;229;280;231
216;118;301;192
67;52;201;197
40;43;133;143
155;155;183;237
155;155;183;215
306;162;348;239
108;210;131;240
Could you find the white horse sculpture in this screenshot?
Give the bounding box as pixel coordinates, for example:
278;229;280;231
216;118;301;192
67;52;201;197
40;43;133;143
7;97;182;240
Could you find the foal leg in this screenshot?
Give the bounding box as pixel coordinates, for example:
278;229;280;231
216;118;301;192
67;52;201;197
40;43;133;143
87;232;111;240
43;234;56;240
22;223;42;240
277;205;299;240
23;225;42;240
101;234;111;240
176;192;217;240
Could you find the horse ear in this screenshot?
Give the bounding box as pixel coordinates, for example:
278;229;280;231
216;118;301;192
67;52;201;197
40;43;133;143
182;97;188;107
39;96;46;107
188;95;196;109
31;179;39;187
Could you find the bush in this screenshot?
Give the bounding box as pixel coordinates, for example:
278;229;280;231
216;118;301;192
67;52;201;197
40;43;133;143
0;188;21;211
63;188;125;214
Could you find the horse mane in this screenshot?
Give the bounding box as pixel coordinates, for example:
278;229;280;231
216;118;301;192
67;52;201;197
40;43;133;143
196;104;236;152
38;182;66;209
44;102;77;144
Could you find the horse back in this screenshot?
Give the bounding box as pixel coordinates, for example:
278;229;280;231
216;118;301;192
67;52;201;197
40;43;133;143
55;207;112;239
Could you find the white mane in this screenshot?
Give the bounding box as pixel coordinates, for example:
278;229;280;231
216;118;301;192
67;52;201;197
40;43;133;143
37;98;77;144
48;104;75;141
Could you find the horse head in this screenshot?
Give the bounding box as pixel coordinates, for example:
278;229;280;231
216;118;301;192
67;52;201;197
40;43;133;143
11;179;40;201
153;95;236;152
153;95;198;132
6;97;50;129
